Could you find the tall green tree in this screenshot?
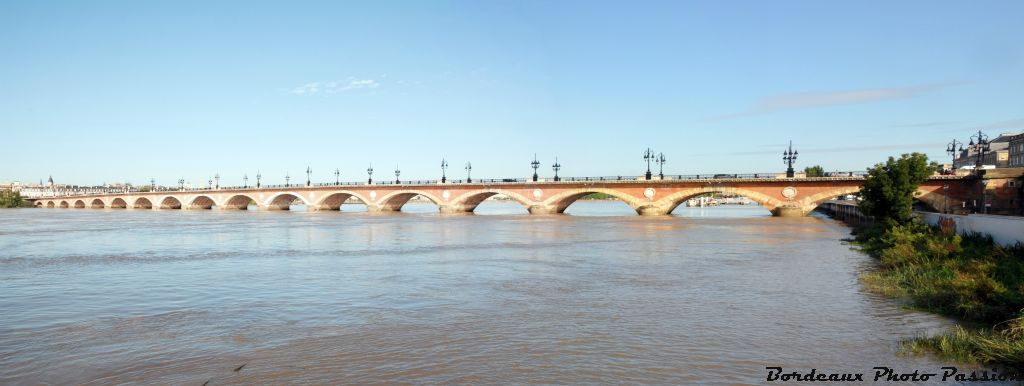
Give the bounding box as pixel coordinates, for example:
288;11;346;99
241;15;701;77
858;153;937;226
804;165;825;177
0;190;24;208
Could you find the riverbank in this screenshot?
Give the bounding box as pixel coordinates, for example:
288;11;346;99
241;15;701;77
852;221;1024;367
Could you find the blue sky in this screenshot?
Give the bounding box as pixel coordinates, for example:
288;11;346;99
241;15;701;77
2;1;1022;186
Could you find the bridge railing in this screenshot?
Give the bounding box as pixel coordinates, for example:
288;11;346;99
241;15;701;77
36;171;878;197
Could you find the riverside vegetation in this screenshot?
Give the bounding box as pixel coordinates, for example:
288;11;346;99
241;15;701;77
0;190;25;208
852;153;1023;367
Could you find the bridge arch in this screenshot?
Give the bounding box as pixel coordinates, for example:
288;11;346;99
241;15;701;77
264;192;309;210
375;190;444;212
540;188;645;214
74;200;86;208
447;189;534;213
650;186;784;216
59;200;69;208
90;198;105;209
313;191;371;211
912;189;947;213
797;186;862;214
110;198;127;209
188;195;216;210
132;197;154;209
222;194;257;210
157;196;183;209
35;201;44;207
46;201;55;208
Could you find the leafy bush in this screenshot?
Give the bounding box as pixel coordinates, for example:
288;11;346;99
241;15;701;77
0;190;24;208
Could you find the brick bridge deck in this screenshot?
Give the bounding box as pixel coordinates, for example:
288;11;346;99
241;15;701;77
31;176;973;217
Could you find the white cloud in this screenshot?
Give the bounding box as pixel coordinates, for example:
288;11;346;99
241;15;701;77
289;79;381;95
976;118;1024;131
713;82;965;120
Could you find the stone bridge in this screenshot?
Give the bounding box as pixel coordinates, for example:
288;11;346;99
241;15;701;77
31;176;973;217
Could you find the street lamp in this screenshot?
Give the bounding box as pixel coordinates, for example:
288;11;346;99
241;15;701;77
243;174;249;188
150;178;155;191
643;148;654;180
208;177;213;190
969;130;990;173
394;165;401;184
656;152;666;179
306;166;312;187
367;164;374;184
285;172;291;187
256;171;261;188
552;157;561;182
334;168;340;185
531;154;540;182
946;139;963;171
441;158;448;183
783;140;798;178
465;161;472;183
214;173;220;189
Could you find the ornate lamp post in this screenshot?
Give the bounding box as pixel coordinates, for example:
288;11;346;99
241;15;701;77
394;165;401;184
465;161;472;183
946;139;963;171
178;178;185;191
969;130;990;214
367;164;374;184
783;140;798;178
208;177;213;190
285;172;291;187
306;166;312;187
441;158;448;183
150;178;156;191
256;171;261;188
214;173;220;189
643;148;654;180
552;157;561;182
969;130;990;173
243;174;249;188
656;152;666;179
531;154;540;182
334;168;340;185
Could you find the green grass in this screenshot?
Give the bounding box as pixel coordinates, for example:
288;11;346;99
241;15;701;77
581;192;616;200
901;319;1024;366
854;221;1024;367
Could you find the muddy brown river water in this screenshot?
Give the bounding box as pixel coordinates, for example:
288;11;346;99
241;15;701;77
0;202;1006;385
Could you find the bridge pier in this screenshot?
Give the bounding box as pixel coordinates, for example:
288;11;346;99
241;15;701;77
771;206;806;217
634;204;671;216
439;204;475;214
527;205;559;215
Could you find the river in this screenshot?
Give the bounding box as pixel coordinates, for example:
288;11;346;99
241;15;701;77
0;202;1002;384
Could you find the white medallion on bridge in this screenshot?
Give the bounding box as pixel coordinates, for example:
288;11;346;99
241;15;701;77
643;188;656;200
442;190;451;201
782;186;798;200
532;189;543;200
369;191;377;200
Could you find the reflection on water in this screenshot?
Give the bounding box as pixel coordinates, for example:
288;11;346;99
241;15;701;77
0;202;992;384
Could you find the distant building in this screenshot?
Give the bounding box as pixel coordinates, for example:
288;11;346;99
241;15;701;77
975;168;1024;216
1009;133;1024;168
953;132;1021;169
